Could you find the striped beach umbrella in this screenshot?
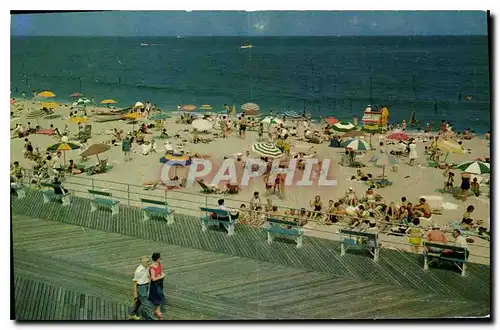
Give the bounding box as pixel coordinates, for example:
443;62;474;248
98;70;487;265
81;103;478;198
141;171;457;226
252;143;283;158
454;161;490;175
331;121;356;133
284;110;301;118
47;142;80;165
342;138;370;151
26;109;46;126
241;102;260;112
159;154;192;166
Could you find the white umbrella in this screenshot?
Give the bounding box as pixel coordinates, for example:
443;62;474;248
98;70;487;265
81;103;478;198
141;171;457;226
331;121;356;133
241;103;260;112
252;143;283;158
192;119;213;131
135;101;145;108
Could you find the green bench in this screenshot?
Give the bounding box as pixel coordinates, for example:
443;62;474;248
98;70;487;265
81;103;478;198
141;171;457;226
265;218;304;248
340;229;380;261
11;182;26;199
88;189;120;216
140;198;175;224
423;241;469;276
200;207;235;236
41;182;71;206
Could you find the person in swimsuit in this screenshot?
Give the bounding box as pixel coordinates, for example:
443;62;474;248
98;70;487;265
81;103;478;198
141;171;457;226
470;178;480;197
413;198;432;219
460;173;471;201
309;195;323;220
149;252;166;320
406;218;424;253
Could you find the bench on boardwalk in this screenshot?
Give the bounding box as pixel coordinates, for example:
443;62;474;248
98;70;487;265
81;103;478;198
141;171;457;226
265;218;303;248
41;182;71;206
11;182;26;199
340;229;380;261
140;198;175;224
423;241;469;276
199;207;235;236
88;189;120;216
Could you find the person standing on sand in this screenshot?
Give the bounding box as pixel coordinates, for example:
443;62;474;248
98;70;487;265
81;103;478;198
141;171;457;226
122;137;131;162
128;256;156;320
408;140;418;166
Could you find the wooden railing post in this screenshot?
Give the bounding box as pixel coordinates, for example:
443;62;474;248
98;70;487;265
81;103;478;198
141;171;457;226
127;184;130;206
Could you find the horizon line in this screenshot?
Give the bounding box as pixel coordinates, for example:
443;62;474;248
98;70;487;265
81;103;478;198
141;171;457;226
10;34;488;37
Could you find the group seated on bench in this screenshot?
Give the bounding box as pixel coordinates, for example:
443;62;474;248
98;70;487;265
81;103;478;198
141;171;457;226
140;198;175;224
265;217;304;248
41;179;71;206
88;189;120;216
199;199;236;236
340;228;380;261
423;230;469;276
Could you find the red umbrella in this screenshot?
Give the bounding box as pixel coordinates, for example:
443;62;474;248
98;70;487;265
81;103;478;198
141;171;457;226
10;99;16;104
326;117;338;125
70;93;83;98
387;132;410;141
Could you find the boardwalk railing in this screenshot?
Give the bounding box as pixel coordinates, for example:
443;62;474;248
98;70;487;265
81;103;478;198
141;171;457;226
17;170;490;262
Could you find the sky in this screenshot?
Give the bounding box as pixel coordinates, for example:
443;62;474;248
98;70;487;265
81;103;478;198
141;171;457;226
11;11;488;36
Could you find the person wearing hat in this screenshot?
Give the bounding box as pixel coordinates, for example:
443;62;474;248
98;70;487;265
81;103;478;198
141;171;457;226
344;187;358;206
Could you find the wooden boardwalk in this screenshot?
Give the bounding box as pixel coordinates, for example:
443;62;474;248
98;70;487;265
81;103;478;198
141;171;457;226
11;190;491;320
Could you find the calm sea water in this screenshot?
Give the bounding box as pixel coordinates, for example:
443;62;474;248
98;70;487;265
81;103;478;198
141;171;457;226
10;36;491;132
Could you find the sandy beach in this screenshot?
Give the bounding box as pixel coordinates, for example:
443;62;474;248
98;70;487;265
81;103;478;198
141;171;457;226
10;99;491;264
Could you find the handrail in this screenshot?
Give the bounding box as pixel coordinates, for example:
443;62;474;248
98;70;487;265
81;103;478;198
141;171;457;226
17;170;490;261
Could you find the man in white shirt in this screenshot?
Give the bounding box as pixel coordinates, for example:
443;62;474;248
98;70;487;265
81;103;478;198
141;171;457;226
128;256;155;320
453;229;468;248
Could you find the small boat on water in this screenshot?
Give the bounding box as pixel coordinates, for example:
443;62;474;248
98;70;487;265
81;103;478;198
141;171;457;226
140;43;149;46
240;43;253;49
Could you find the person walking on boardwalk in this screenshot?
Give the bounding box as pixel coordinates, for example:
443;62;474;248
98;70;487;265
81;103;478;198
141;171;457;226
128;256;156;320
149;252;166;320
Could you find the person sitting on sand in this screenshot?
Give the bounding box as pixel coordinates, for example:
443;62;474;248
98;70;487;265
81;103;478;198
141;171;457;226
471;178;480;197
387;201;399;220
309;195;323;220
136;131;145;145
352;169;369;181
344;187;358;206
397;206;409;224
10;161;24;182
350;205;368;227
238;204;250;225
461;205;475;229
67;159;83;175
412;198;432;219
363;188;377;203
160;128;168;139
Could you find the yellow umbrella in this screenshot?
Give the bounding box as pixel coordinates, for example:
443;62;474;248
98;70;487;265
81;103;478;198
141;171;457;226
231;104;236;117
100;99;117;104
37;91;55;98
123;112;143;120
437;140;465;154
70;117;88;124
41;101;57;109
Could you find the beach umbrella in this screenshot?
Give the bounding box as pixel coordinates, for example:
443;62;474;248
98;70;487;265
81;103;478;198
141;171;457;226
149;113;172;121
101;99;117;105
70;117;88;124
200;104;213;111
123;112;144;130
41;102;57;109
80;143;111;162
10;99;16;105
454;161;490;175
283;110;300;118
331;121;356;133
387;132;410;141
437;140;465;154
192;119;213;131
135;101;145;108
252;142;283;158
70;93;82;98
375;153;399;179
181;104;197;111
326;117;338;125
261;116;283;125
37;91;55;98
36;129;56;135
26;109;46;126
241;102;260;113
74;97;91;106
159;154;192;166
343;130;366;138
47;142;80;165
342;138;370;151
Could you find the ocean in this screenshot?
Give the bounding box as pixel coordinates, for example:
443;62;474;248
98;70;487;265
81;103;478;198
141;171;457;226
10;36;491;133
